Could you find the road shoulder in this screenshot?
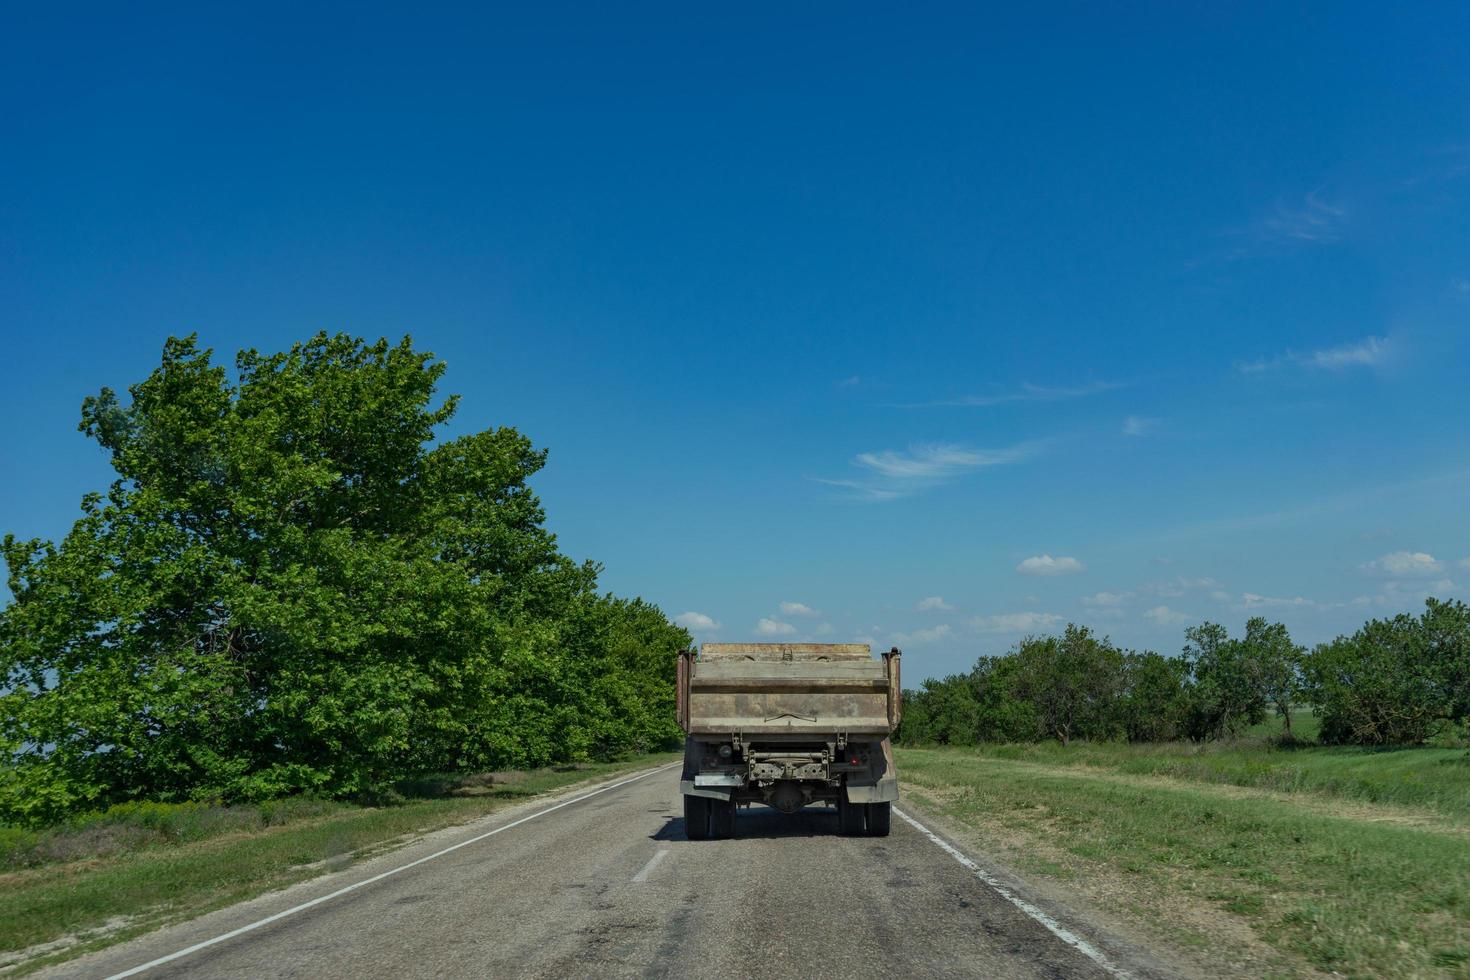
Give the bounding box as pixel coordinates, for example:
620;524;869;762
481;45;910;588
15;758;680;979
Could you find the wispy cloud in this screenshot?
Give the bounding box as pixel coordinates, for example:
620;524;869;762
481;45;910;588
755;617;796;636
1145;468;1470;546
856;444;1032;479
893;623;953;645
779;601;819;617
971;611;1063;634
1141;576;1220;598
1260;191;1347;244
1082;591;1133;607
675;611;720;631
1016;554;1085;576
1238;593;1317;610
814;441;1039;501
1362;550;1445;577
1353;577;1460;610
1143;605;1191;626
837;375;861;388
1191;190;1350;266
893;380;1124;409
1122;416;1159;437
1238;335;1391;374
916;596;953;611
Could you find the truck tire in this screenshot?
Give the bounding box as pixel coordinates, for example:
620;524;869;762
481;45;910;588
838;795;866;836
708;799;736;839
683;794;711;840
866;801;891;837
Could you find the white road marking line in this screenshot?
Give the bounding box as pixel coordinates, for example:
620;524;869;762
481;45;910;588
631;848;670;882
105;762;683;979
893;807;1132;979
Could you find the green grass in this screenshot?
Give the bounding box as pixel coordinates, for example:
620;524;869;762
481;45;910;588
0;754;679;975
1243;707;1322;742
895;739;1470;979
963;740;1470;818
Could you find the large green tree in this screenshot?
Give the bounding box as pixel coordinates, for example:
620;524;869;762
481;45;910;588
1302;599;1470;746
1011;626;1125;746
1180;621;1270;740
1239;616;1304;737
0;333;687;825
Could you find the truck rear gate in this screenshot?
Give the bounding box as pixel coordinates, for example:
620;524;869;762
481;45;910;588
676;643;902;840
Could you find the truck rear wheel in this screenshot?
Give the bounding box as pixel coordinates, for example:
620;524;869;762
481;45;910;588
838;795;866;835
708;799;736;839
866;801;891;836
683;794;711;840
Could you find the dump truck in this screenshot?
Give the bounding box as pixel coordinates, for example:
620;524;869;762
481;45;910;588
676;642;901;839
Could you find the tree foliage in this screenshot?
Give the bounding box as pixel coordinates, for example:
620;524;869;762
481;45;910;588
0;333;688;826
1302;598;1470;746
898;601;1470;750
1010;626;1125;746
899;618;1303;747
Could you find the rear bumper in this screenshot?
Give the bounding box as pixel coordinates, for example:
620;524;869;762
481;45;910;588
679;739;899;805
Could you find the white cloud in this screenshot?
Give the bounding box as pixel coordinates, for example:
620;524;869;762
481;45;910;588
1352;577;1460;609
814;622;836;636
815;441;1039;501
1238;335;1391;375
1308;336;1389;369
1260;190;1346;244
1122;416;1158;437
1017;554;1085;576
1239;593;1315;609
1140;576;1220;598
1461;558;1470;570
1143;605;1191;626
971;612;1064;634
755;618;796;636
675;611;720;631
1095;608;1126;620
1082;591;1132;607
838;375;861;387
1388;578;1456;596
856;444;1032;480
894;624;953;645
1363;551;1445;577
917;596;953;611
779;601;819;617
898;380;1125;409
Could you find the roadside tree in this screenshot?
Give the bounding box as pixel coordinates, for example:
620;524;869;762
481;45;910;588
0;333;688;825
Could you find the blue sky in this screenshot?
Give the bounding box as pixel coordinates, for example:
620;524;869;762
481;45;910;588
2;3;1469;682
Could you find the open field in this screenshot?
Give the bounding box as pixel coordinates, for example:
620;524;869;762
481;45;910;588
0;753;680;976
895;730;1470;979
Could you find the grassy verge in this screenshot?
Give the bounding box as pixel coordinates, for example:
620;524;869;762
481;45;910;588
960;740;1470;818
0;753;679;975
895;737;1470;979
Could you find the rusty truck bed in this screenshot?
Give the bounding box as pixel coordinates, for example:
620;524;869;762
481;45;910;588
677;643;901;738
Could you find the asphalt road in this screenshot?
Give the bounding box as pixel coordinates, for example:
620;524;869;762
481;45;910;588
47;764;1169;979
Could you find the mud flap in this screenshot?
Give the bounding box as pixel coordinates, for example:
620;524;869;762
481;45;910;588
681;736;735;800
844;738;899;804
